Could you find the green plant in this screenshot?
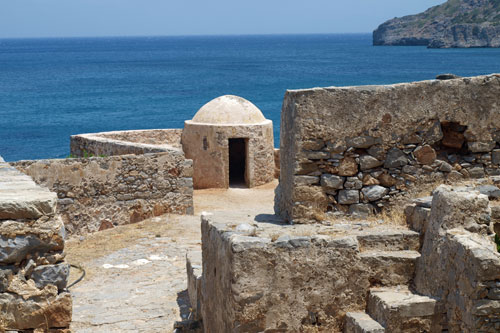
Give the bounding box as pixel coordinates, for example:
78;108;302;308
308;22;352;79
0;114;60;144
495;234;500;253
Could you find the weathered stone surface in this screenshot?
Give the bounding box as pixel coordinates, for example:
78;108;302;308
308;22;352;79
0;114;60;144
384;148;408;169
320;174;344;190
347;136;379;149
13;152;194;234
345;177;363;190
362;174;380;186
367;145;386;161
367;287;440;333
338;157;359;176
361;250;420;286
0;217;65;264
362;186;389;202
469;141;496;153
349;204;375;218
492;149;500;165
201;215;375;332
477;185;500;199
378;173;397;187
276;74;500;223
0;266;14;293
339;190;360;205
186;250;202;320
0;163;57;219
295;175;320;186
345;312;385;333
357;229;420;252
360;155;384;171
0;291;72;330
415;186;500;332
31;263;70;292
413;145;436;165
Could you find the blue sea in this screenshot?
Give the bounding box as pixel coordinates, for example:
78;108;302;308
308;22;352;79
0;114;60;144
1;34;499;162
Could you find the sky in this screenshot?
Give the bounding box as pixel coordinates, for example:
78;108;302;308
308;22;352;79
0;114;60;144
0;0;446;38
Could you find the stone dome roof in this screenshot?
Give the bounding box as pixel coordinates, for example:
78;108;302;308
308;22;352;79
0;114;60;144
191;95;267;125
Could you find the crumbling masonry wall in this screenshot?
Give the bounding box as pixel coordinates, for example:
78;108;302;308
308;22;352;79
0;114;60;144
275;74;500;223
13;152;194;235
414;185;500;332
0;157;72;330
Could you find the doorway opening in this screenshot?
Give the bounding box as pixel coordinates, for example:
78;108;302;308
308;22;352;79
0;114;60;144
229;138;247;187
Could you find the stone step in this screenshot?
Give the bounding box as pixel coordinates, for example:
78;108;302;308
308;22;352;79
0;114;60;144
360;251;420;286
186;250;203;320
356;229;420;252
367;287;441;333
344;312;385;333
0;162;57;220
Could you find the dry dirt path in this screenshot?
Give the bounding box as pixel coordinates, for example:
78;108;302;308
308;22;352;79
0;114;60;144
67;180;277;332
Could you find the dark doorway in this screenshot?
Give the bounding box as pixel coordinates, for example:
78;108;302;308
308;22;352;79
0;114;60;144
229;138;247;187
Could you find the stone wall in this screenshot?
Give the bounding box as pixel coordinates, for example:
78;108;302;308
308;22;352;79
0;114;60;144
70;129;182;157
199;213;422;332
0;158;72;331
414;185;500;332
276;74;500;223
13;152;193;235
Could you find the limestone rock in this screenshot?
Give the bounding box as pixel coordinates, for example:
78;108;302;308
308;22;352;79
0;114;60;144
413;145;436;165
362;186;389;202
320;174;344;190
360;155;384;171
477;185;500;199
345;177;363;190
469;141;496;153
346;136;379;149
362;174;380;186
348;204;375;218
384;148;407;169
338;157;359;176
31;263;70;292
338;190;360;205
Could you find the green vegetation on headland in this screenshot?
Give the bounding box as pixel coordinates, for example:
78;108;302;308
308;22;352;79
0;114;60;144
373;0;500;48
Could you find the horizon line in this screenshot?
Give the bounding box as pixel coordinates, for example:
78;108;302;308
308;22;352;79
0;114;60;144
0;32;374;40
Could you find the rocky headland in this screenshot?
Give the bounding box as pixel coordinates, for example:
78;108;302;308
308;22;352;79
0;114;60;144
373;0;500;48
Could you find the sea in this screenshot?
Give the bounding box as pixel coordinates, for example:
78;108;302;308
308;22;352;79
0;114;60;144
0;33;499;162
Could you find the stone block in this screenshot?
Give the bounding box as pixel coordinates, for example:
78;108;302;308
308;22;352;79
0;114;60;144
31;263;70;292
321;174;344;190
362;186;388;202
357;230;420;251
413;145;436;165
0;217;65;265
360;251;420;286
0;291;72;330
367;287;440;333
384;148;408;169
468;141;496;153
348;203;375;218
360;155;384;171
339;190;360;205
338;157;359;176
492;149;500;165
346;136;379;149
345;312;385;333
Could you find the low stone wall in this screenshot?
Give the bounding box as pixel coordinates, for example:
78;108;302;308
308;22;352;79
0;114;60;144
199;213;421;332
70;129;182;157
0;159;72;331
13;152;194;234
276;74;500;223
414;185;500;332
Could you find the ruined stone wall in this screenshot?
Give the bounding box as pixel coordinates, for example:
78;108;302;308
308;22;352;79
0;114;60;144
70;129;182;157
12;152;194;235
200;213;421;332
0;159;72;330
276;74;500;223
414;185;500;332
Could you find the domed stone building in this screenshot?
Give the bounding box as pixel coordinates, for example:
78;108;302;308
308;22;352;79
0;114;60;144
182;95;275;189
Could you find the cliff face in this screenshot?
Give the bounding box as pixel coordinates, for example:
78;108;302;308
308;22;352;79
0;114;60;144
373;0;500;48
